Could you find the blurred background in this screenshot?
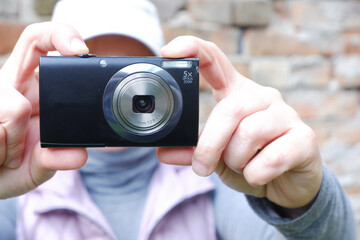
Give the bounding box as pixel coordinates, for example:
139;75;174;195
1;0;360;236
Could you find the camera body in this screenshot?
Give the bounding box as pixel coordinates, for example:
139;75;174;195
39;55;199;147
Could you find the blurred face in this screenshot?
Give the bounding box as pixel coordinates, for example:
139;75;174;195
86;35;154;152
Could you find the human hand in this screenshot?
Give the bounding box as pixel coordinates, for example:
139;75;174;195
157;36;323;210
0;22;89;198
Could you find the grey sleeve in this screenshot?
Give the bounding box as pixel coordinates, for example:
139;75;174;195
246;164;357;240
211;174;282;240
0;197;17;240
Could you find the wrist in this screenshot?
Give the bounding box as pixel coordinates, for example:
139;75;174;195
271;194;318;219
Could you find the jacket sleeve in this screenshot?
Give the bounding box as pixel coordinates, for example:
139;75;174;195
211;174;283;240
0;197;17;240
246;164;357;240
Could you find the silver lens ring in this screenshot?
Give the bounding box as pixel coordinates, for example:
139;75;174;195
112;73;174;134
103;63;183;143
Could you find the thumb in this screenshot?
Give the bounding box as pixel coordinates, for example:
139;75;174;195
156;147;193;165
30;146;88;186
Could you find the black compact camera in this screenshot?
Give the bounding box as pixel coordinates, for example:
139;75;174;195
39;55;199;147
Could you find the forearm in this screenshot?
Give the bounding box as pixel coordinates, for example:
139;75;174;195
246;164;356;240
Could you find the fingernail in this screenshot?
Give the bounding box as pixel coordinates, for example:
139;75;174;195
192;161;210;177
70;38;89;53
161;40;184;54
6;158;21;169
160;44;172;55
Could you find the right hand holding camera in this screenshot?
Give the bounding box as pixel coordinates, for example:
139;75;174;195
157;36;323;215
0;22;88;198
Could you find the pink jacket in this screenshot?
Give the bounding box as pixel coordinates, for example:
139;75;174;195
16;163;216;240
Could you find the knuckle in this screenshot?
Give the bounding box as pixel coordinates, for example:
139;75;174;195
226;160;245;173
261;87;283;104
14;97;32;121
5;93;32;123
237;122;261;143
195;143;221;164
206;41;218;51
264;152;285;170
243;170;265;187
265;87;282;99
205;41;223;56
282;101;300;117
298;125;318;156
22;23;40;39
196;143;217;158
245;157;281;187
302;125;316;142
218;93;246;119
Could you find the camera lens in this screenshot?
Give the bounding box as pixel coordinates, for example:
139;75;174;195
133;95;155;113
103;63;183;143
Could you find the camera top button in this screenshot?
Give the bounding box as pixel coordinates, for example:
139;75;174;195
77;54;97;58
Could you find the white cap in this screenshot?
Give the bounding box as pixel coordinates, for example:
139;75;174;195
52;0;164;55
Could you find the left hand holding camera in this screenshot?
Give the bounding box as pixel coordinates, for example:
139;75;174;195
157;36;323;214
0;22;88;198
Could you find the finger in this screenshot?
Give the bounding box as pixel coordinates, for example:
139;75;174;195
0;115;87;198
26;117;87;185
25;116;88;174
30;146;88;185
156;147;194;165
161;36;247;101
0;125;6;165
0;146;87;198
215;160;265;197
192;91;270;176
223;103;299;173
243;124;319;188
0;88;32;168
2;22;89;92
23;71;40;116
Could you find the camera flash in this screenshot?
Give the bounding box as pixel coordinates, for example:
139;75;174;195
162;60;192;69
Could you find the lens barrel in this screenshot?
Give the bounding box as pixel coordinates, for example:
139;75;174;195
103;63;183;143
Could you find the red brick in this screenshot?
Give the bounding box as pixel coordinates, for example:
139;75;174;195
162;26;211;46
283;90;359;120
331;117;360;144
0;23;25;55
311;122;331;146
343;31;360;54
189;0;232;25
272;1;290;20
233;1;272;27
229;55;250;79
209;27;241;55
288;1;313;28
289;56;330;88
250;58;290;89
163;25;240;55
244;29;320;56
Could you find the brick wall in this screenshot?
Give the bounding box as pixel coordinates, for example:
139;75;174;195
1;0;360;236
